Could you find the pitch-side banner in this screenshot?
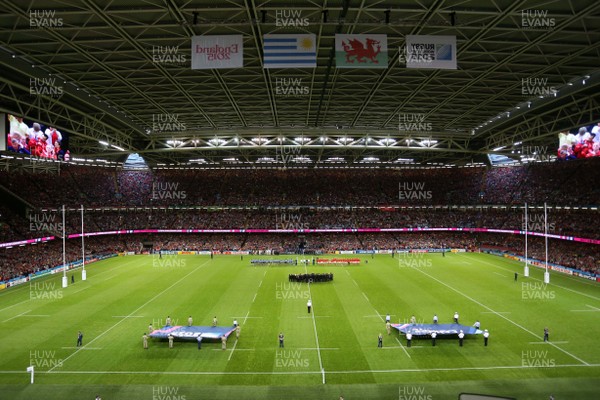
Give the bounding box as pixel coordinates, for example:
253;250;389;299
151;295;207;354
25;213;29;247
191;35;243;69
404;35;457;70
335;34;388;68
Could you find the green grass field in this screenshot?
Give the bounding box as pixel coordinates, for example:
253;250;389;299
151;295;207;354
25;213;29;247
0;252;598;400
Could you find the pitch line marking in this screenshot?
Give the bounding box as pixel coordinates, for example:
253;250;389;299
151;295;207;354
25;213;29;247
0;256;121;300
0;281;31;299
220;348;254;352
227;337;239;361
216;348;254;353
35;363;600;377
252;293;257;303
346;274;410;359
112;315;145;318
586;304;600;310
345;269;359;287
242;311;251;325
0;256;138;302
363;314;396;318
411;266;590;366
298;315;331;318
229;311;251;360
48;259;211;372
69;285;92;295
481;311;511;314
223;347;338;351
61;347;102;350
457;254;600;301
0;299;31;314
0;281;32;300
2;309;31;323
394;337;412;358
306;281;325;379
529;341;569;344
298;347;339;351
493;272;507;277
66;258;140;291
570;310;600;312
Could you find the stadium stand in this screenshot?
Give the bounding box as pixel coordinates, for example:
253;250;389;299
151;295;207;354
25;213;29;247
1;160;599;282
1;157;599;207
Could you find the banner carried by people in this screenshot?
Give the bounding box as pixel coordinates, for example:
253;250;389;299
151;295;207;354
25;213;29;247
263;34;317;68
149;325;235;340
335;34;388;68
403;35;457;70
191;35;243;69
392;323;482;336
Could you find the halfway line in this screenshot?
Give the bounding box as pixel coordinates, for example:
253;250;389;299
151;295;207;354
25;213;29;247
306;281;324;379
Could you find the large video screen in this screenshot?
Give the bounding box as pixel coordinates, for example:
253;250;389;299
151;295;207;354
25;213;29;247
558;121;600;160
5;114;70;160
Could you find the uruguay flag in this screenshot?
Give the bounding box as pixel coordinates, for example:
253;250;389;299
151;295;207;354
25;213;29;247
263;34;317;69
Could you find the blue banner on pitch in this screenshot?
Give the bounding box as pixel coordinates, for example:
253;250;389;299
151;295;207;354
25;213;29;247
149;325;235;340
392;323;482;336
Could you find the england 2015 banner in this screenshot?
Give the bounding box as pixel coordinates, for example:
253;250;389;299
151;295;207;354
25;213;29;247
191;35;243;69
335;34;388;68
403;35;457;70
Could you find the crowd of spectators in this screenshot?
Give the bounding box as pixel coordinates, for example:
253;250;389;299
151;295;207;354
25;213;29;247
0;204;30;243
2;159;600;282
2;207;596;242
0;236;138;282
1;157;599;208
1;232;598;282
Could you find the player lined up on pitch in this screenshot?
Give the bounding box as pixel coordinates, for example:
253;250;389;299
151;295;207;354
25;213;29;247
289;273;333;282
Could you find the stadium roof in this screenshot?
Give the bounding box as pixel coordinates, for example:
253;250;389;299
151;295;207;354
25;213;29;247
1;0;599;168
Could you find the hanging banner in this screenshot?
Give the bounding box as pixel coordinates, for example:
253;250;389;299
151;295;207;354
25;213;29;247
263;34;317;68
191;35;243;69
335;34;388;68
404;35;457;70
